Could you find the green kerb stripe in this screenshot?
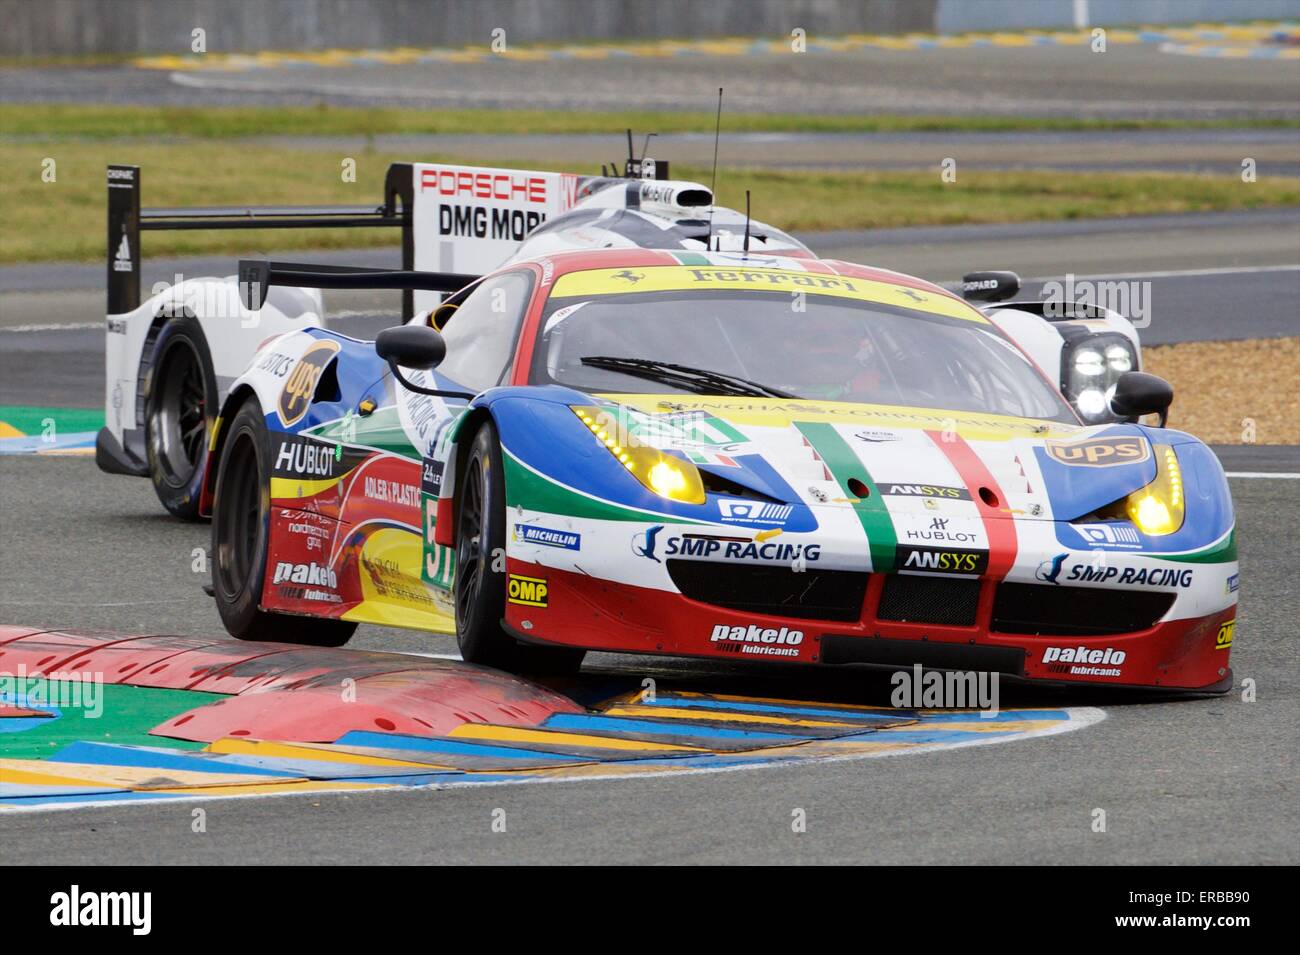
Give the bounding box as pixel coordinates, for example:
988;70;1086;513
796;421;897;572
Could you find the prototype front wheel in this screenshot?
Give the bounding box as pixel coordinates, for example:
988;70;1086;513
144;316;216;521
211;395;356;647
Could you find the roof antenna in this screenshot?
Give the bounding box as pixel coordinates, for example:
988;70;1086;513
626;128;635;176
743;189;751;253
707;87;723;251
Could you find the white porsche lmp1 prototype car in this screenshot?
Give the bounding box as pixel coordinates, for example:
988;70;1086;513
97;144;1143;520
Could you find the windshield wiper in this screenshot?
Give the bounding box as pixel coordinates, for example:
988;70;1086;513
579;356;800;399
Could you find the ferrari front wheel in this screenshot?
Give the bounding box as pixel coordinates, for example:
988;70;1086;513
454;421;583;674
211;395;356;647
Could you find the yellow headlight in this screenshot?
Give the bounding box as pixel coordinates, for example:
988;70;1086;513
1125;444;1185;536
571;405;705;504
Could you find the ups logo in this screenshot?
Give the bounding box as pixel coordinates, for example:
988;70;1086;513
1046;436;1150;467
278;340;340;427
1216;620;1235;651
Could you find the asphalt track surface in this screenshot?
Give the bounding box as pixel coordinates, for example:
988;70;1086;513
4;42;1298;119
0;215;1298;862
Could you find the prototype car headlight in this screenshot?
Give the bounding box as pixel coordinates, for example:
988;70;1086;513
1064;333;1136;424
570;405;705;505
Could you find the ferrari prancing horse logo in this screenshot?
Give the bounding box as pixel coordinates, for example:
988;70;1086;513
278;339;341;427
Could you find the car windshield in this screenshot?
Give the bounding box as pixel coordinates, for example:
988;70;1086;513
531;279;1077;423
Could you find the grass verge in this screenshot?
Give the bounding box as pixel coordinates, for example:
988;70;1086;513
3;141;1299;262
4;103;1300;139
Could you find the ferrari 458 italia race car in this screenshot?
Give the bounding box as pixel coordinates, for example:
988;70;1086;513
203;257;1235;691
98;146;1237;692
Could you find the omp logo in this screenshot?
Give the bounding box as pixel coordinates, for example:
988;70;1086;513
1046;436;1149;467
899;546;987;575
50;885;151;935
112;234;132;272
1216;620;1235;650
716;498;793;526
278;340;340;427
882;483;970;500
710;624;803;657
507;574;548;607
272;561;337;588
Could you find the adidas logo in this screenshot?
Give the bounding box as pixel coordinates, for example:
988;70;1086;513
112;234;132;273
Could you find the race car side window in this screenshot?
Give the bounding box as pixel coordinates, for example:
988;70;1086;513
435;270;534;391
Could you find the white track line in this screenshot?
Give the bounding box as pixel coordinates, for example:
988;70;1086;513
1225;471;1300;479
0;322;100;333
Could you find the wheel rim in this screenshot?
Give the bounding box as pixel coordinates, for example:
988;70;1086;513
216;431;263;600
153;340;208;487
455;457;485;625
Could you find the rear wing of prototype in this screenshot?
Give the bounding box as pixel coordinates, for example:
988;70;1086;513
106;162;420;318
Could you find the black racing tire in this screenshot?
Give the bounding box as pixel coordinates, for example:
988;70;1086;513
210;395;357;647
144;315;217;521
454;420;584;674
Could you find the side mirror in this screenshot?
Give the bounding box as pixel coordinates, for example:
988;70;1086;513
375;325;475;400
1109;371;1173;427
376;324;445;370
961;270;1020;303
